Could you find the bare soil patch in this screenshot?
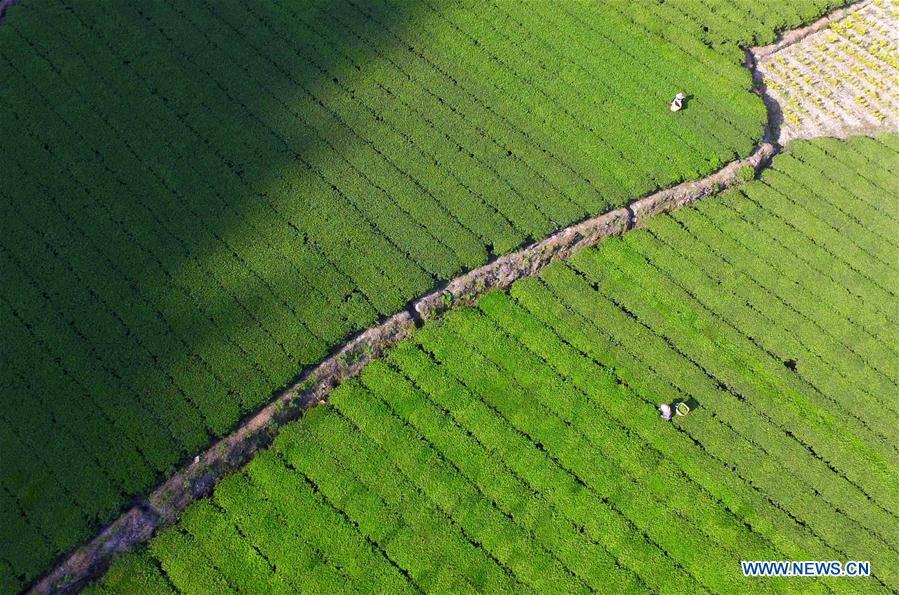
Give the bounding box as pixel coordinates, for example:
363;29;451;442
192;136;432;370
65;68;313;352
754;0;899;144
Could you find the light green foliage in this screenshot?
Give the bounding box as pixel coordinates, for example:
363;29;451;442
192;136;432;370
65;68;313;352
81;552;172;595
619;0;848;51
89;135;898;593
739;164;756;182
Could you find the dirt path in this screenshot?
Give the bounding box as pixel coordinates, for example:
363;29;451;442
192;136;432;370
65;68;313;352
27;3;896;593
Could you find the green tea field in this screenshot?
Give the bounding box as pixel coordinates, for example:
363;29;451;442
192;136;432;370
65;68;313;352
85;135;899;594
1;0;895;592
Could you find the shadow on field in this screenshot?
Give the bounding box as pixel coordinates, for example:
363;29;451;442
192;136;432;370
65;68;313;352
0;0;431;585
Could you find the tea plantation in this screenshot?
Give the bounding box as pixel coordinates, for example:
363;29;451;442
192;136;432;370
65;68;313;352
84;135;898;594
2;0;856;588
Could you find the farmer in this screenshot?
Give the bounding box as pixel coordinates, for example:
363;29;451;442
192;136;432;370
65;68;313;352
670;92;686;112
659;401;691;420
658;403;674;420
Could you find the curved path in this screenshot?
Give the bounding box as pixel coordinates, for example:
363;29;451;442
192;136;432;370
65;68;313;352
30;2;891;592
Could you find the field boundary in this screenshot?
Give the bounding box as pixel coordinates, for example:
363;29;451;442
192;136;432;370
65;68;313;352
28;3;868;592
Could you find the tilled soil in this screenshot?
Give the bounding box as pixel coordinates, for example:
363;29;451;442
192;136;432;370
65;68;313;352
755;0;899;144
